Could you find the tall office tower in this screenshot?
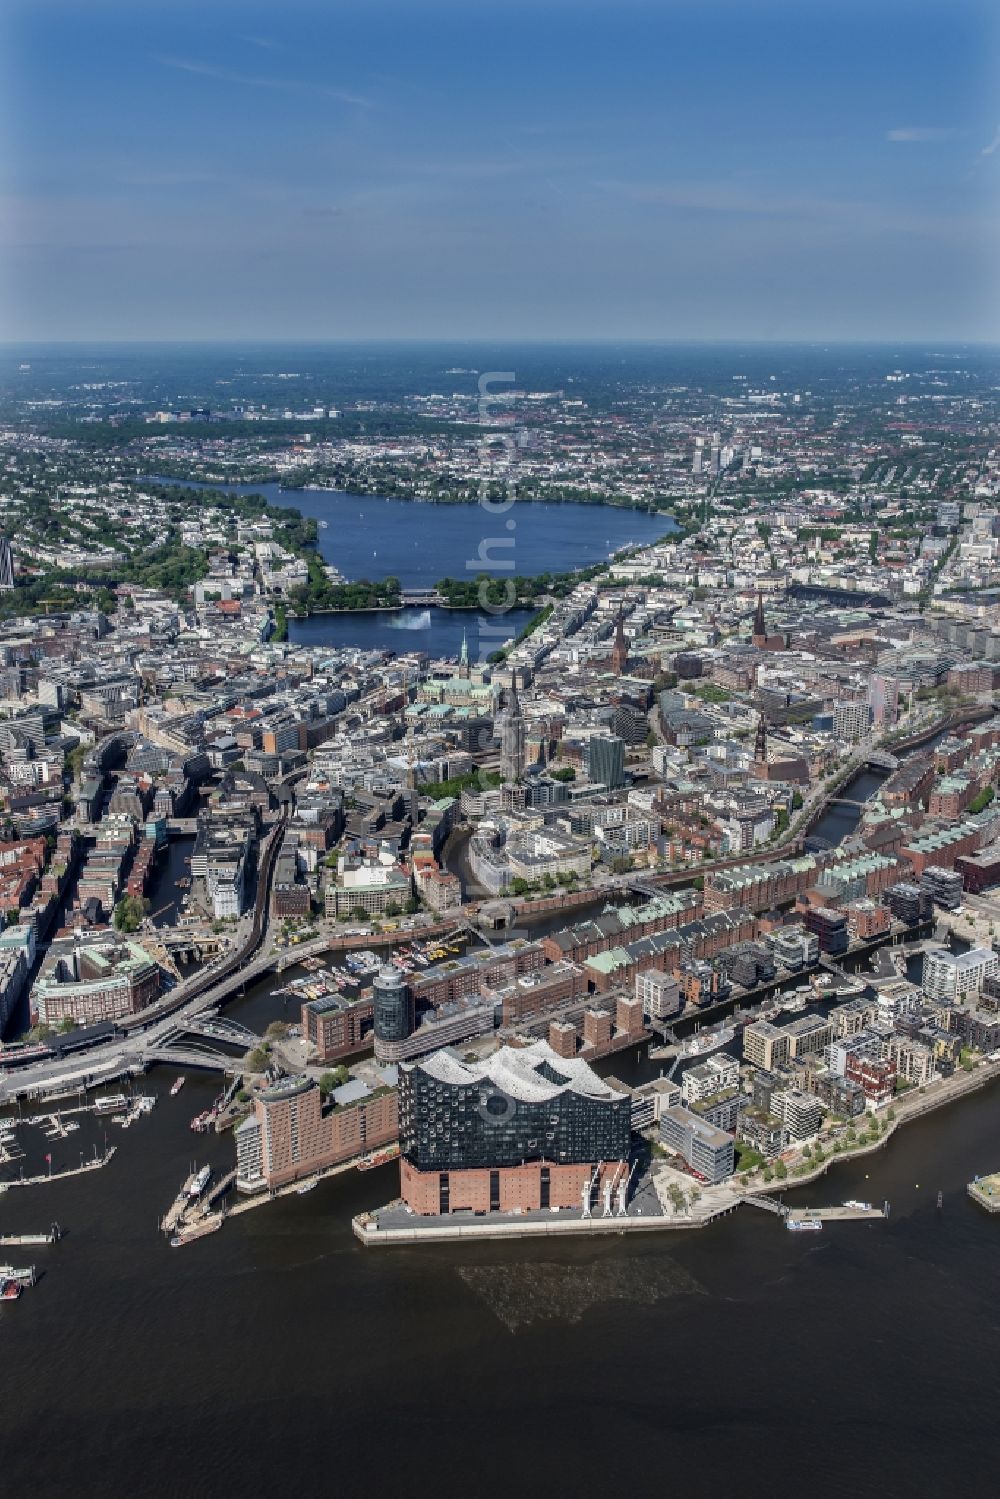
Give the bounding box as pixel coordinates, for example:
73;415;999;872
587;733;626;790
692;437;704;476
499;673;526;783
0;535;14;591
869;673;899;726
373;965;413;1055
709;434;721;476
611;607;628;675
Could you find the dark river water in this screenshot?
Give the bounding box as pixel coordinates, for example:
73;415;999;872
4;713;990;1496
3;1047;1000;1499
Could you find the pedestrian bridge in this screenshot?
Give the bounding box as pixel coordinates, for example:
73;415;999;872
144;1043;241;1073
181;1014;261;1048
863;750;899;772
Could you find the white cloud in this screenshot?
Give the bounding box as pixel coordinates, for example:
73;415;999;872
981;126;1000;156
157;55;369;108
886;127;960;143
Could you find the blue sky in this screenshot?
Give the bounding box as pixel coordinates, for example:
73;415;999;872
1;0;998;341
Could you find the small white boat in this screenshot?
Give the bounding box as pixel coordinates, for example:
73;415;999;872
296;1179;318;1196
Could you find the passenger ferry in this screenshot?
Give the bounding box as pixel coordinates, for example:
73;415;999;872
187;1165;211;1199
678;1023;735;1060
93;1095;128;1115
786;1217;823;1233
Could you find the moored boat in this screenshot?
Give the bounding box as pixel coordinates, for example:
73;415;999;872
188;1165;211;1199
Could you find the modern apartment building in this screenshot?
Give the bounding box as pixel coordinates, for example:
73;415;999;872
658;1105;735;1183
922;946;998;1004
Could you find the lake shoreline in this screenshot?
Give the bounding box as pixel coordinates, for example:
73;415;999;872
286;600;545;617
157;473;679;518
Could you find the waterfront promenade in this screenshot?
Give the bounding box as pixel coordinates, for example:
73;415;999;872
354;1054;1000;1248
352;1186;885;1247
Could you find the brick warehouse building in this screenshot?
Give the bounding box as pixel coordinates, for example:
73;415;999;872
301;991;375;1063
235;1074;398;1192
398;1041;631;1216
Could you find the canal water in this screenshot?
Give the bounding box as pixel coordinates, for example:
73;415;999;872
145;836;195;928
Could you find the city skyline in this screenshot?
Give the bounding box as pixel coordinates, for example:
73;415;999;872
2;0;998;343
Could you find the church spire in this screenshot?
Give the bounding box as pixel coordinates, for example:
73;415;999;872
752;590;766;645
754;710;768;765
611;606;628;674
405;730;417;791
499;670;525;783
458;627;470;678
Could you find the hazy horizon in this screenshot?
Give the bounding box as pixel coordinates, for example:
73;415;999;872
2;0;998;343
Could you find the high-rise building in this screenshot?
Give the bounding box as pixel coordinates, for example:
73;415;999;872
833;701;871;745
869;673;899;726
373;965;413;1058
397;1040;631;1215
498;673;526;783
587;733;625;790
802;905;849;955
0;535;13;591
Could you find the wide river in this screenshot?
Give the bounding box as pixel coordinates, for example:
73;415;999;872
2;1026;1000;1499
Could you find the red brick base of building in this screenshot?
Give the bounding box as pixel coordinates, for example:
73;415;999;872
399;1156;624;1216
